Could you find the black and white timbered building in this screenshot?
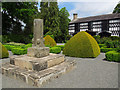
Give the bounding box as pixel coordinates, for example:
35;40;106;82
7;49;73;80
69;13;120;37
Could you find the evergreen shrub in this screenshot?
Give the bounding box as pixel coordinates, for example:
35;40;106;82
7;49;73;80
0;42;9;58
56;45;65;50
100;47;116;53
3;45;15;51
44;35;56;47
99;44;107;48
50;47;61;54
12;48;27;55
63;31;100;58
105;51;120;62
110;36;120;41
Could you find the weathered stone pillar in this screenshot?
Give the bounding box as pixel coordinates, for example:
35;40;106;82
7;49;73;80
32;19;44;47
27;19;49;58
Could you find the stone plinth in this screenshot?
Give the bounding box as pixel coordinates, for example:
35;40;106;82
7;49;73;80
2;60;75;87
10;53;64;71
27;47;49;58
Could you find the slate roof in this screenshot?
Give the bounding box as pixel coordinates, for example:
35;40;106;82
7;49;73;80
69;13;120;24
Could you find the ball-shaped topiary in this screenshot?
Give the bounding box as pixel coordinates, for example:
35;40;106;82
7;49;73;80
0;42;9;58
44;35;57;47
63;31;100;58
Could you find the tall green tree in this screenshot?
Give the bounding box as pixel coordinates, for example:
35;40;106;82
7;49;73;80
2;2;39;43
48;1;61;42
113;2;120;13
59;7;70;42
40;0;61;42
40;1;50;34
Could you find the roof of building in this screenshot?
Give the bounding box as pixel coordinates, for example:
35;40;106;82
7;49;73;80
69;13;120;24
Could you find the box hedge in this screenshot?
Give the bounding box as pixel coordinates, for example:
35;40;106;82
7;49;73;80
105;51;120;62
99;44;107;48
11;48;27;55
100;47;116;53
44;35;56;47
25;43;32;48
3;45;15;51
0;42;9;58
63;31;100;58
50;47;61;54
5;42;25;46
56;45;65;50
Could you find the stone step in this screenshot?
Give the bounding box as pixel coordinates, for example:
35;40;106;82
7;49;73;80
10;53;64;71
2;60;76;87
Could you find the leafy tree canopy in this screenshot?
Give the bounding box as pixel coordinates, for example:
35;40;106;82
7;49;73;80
113;2;120;13
59;7;70;42
2;2;38;35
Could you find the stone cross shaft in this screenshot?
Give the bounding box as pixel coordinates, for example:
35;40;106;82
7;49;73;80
27;19;49;58
32;19;45;47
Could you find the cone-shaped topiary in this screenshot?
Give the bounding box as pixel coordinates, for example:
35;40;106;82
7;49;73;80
0;42;9;58
63;31;100;58
44;35;57;47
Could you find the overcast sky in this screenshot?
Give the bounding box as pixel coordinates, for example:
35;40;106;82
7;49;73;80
58;1;119;20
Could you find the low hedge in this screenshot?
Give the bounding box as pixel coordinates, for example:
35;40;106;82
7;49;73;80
3;45;16;51
116;48;120;53
99;44;107;48
50;47;61;54
105;51;120;62
5;42;25;46
12;48;27;55
25;43;32;48
56;45;65;50
100;47;116;53
4;44;29;51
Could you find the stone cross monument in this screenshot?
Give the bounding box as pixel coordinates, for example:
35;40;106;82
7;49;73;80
32;19;45;47
27;19;49;58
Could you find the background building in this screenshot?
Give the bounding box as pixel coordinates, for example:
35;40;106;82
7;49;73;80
69;13;120;37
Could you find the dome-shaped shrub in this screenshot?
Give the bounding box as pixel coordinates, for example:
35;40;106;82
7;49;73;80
0;42;9;58
44;35;56;47
63;31;100;58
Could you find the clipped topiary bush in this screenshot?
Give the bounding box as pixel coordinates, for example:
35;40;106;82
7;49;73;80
105;51;120;62
0;42;9;58
44;35;56;47
63;31;100;58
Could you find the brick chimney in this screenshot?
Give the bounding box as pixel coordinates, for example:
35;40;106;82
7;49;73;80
73;13;78;20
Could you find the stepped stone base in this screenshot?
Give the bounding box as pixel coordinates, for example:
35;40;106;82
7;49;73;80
10;53;64;71
2;60;75;87
27;47;49;58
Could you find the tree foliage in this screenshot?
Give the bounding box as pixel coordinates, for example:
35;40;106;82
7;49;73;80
113;2;120;13
40;1;50;34
2;1;71;43
40;1;70;42
40;1;61;42
59;7;70;42
2;2;39;43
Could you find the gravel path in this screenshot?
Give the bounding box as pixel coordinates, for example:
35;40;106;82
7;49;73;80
0;51;119;88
